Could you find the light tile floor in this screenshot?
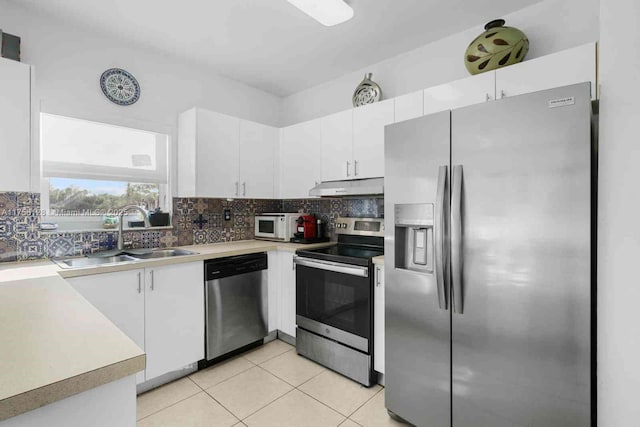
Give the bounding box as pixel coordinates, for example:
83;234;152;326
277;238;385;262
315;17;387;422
136;339;406;427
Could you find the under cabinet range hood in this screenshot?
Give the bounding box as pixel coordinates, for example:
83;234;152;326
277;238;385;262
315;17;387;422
309;178;384;197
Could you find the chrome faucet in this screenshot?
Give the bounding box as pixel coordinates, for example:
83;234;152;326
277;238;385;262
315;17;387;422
117;205;151;250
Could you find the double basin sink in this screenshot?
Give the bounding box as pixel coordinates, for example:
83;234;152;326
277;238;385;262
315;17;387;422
54;248;198;269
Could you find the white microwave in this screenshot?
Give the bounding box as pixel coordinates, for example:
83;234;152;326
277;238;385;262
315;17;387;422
254;213;302;242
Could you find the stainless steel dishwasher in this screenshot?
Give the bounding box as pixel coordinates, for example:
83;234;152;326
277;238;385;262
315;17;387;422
205;253;268;361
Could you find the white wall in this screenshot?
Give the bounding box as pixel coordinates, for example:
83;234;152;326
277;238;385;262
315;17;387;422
0;0;281;131
281;0;599;126
598;0;640;425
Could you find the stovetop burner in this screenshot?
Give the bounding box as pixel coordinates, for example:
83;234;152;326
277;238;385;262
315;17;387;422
295;217;384;266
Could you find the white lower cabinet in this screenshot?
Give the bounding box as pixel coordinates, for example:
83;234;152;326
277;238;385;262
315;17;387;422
374;265;385;374
144;263;204;380
267;251;297;338
68;262;204;384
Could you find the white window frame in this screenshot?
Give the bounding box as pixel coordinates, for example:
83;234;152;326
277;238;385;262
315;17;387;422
39;113;173;232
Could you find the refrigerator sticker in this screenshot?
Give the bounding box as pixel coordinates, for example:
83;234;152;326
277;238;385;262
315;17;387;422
548;97;575;108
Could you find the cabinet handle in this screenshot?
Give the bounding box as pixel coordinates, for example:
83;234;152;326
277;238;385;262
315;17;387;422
346;161;351;177
137;272;142;294
150;270;154;291
235;181;239;196
500;90;506;99
243;182;246;196
354;160;359;177
376;267;381;287
485;93;491;102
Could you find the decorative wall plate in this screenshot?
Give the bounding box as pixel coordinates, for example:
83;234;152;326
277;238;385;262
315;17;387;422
100;68;141;105
353;73;382;107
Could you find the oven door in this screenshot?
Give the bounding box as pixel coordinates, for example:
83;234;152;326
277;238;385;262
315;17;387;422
294;256;372;353
255;216;283;240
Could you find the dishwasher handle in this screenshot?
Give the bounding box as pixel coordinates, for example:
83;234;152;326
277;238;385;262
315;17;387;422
205;252;268;281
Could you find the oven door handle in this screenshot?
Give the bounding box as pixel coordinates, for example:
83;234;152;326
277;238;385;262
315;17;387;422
293;257;369;278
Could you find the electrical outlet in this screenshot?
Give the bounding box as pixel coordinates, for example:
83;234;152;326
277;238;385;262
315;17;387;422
224;209;231;221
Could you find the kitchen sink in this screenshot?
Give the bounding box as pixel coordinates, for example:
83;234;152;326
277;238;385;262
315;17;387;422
54;248;199;269
132;249;197;259
56;254;139;269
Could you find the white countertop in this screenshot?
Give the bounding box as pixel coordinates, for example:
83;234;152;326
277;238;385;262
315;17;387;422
0;262;145;421
0;239;336;421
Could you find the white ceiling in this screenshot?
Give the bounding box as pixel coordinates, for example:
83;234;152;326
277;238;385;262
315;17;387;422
14;0;542;96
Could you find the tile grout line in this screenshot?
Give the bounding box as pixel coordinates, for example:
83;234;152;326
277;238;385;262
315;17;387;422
239;387;298;422
343;386;385;419
136;387;202;422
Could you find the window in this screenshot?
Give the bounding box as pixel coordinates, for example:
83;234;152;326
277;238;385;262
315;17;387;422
40;114;170;230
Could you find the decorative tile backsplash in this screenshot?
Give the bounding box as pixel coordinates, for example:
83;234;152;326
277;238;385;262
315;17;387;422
0;192;383;263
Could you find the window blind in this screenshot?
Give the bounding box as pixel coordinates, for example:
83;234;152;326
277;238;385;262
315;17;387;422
41;113;169;184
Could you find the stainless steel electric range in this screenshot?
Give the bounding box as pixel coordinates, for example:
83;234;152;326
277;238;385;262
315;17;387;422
294;217;384;387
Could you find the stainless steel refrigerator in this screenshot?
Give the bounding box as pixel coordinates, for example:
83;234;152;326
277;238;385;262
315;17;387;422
384;82;594;427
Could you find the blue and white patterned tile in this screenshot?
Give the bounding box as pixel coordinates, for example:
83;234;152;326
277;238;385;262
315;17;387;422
208;213;222;228
94;232;118;251
17;238;47;261
0;217;16;239
233;214;249;228
141;231;162;248
207;198;224;213
222;228;237;242
207;228;222;243
0;192;18;214
15;215;40;240
193;198;208;214
47;233;77;258
158;231;178;248
191;213;209;230
16;192;40;214
74;232;99;255
0;237;18;262
193;229;208;245
174;198;195;216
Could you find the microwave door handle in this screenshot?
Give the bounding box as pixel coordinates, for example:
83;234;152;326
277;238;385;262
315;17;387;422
435;165;449;311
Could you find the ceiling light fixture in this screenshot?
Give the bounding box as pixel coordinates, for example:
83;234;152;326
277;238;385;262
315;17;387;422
287;0;354;27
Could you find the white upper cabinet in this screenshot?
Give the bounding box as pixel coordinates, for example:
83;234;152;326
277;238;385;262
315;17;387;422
197;109;240;198
495;43;597;100
424;72;496;116
239;120;277;198
353;98;395;179
321;110;353;182
178;108;277;198
280;119;322;198
394;90;424;123
0;58;31;192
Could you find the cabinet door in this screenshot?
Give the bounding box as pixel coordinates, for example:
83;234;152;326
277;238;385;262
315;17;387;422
239;120;277;198
280;119;322;198
321;110;353;182
0;58;31;192
196;109;240;198
68;270;146;384
279;252;297;338
145;262;204;380
423;72;495;116
374;265;385;374
394;91;424;123
267;251;280;332
496;43;597;100
353;99;394;179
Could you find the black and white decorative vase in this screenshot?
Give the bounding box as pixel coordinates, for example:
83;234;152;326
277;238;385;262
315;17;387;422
352;73;382;107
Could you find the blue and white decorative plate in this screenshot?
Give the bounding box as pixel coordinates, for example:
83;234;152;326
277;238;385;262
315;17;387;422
100;68;140;106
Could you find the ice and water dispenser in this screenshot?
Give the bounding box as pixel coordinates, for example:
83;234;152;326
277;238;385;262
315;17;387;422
394;204;434;274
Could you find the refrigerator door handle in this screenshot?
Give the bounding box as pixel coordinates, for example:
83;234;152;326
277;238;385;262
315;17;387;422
451;164;463;314
435;165;448;310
